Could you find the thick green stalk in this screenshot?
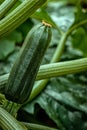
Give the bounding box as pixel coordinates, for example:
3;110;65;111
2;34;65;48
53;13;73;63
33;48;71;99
1;100;21;117
0;107;27;130
29;57;87;101
23;122;59;130
0;106;58;130
0;0;17;19
37;58;87;80
0;58;87;97
0;0;47;37
67;19;87;36
51;34;67;62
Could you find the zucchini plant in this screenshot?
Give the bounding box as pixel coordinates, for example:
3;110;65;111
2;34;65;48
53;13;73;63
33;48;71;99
0;0;87;130
5;22;52;104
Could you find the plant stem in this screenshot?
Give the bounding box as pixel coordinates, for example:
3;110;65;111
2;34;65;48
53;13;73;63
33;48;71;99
29;57;87;101
29;79;48;101
0;107;27;130
0;57;87;97
37;58;87;80
51;34;67;62
23;122;59;130
0;0;47;37
2;100;21;117
0;0;17;19
67;19;87;36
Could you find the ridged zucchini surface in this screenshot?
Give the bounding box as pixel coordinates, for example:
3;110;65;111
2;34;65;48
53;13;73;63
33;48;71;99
5;22;52;104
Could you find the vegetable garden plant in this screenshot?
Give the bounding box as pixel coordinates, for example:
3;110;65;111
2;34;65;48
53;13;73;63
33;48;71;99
0;0;87;130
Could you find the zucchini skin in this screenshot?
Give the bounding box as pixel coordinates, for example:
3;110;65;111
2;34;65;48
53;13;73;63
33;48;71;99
5;23;52;104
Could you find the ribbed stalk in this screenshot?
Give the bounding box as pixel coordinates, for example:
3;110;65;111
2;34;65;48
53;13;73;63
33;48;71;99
0;107;27;130
29;57;87;101
37;58;87;80
0;0;47;37
23;122;59;130
0;58;87;93
1;100;21;117
0;0;17;19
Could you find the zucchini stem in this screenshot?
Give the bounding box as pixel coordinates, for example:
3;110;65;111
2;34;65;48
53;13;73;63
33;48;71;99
0;58;87;99
0;107;27;130
0;0;17;19
0;0;47;37
37;58;87;80
23;122;59;130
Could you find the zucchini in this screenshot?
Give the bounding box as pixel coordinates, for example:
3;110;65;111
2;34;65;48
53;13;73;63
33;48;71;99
5;22;52;104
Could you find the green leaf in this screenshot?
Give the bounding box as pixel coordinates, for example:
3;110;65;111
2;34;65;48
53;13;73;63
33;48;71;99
71;4;87;27
17;19;33;38
0;47;19;75
6;30;23;43
0;38;15;60
23;74;87;129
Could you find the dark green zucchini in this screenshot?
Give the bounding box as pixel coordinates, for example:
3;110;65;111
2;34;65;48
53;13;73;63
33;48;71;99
5;22;52;104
